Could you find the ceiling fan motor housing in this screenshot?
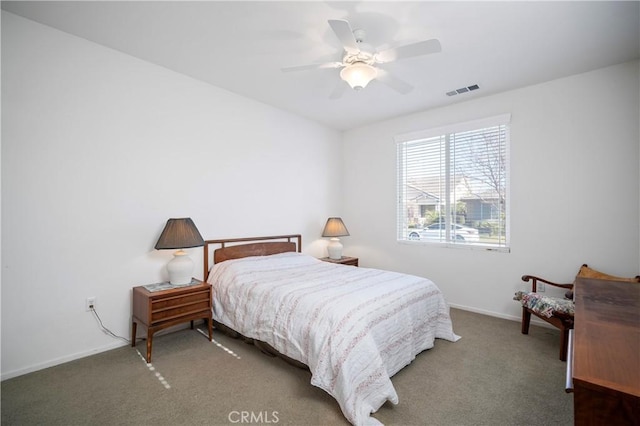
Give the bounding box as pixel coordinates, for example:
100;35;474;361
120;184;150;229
344;28;376;65
343;51;375;66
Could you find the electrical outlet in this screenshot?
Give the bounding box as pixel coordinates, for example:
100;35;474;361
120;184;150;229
538;283;545;292
86;297;96;311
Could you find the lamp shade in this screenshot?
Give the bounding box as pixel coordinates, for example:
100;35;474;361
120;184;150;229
155;218;204;250
339;62;377;90
322;217;350;238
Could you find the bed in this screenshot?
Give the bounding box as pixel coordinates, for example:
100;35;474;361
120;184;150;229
203;234;460;426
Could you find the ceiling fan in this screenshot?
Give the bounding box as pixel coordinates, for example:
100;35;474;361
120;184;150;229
281;19;441;99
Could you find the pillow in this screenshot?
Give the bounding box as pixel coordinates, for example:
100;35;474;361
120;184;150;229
576;264;640;283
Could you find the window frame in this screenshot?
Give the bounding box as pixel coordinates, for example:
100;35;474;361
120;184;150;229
395;114;511;252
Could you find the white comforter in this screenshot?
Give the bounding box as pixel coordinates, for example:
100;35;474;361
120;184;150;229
207;252;460;425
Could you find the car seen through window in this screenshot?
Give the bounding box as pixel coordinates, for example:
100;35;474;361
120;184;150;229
408;223;480;242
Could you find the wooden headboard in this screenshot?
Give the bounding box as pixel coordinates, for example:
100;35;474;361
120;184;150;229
203;234;302;280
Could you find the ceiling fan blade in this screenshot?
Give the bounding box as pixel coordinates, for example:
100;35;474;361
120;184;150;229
376;69;414;94
329;80;347;100
376;39;441;63
281;62;342;73
328;19;360;54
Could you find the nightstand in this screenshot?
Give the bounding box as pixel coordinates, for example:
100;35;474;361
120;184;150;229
320;256;359;267
131;279;212;362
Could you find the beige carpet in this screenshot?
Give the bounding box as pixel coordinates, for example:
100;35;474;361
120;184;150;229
1;308;573;425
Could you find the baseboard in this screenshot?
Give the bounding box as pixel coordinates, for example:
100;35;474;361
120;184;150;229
1;340;128;381
1;320;208;381
449;303;555;329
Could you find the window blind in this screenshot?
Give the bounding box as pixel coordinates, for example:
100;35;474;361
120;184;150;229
396;114;510;250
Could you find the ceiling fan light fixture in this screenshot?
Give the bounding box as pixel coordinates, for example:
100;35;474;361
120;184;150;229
340;62;377;90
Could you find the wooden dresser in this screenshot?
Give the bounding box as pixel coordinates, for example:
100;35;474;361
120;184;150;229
571;277;640;425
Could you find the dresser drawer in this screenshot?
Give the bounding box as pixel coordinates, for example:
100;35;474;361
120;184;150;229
151;290;210;310
150;289;211;323
151;301;211;323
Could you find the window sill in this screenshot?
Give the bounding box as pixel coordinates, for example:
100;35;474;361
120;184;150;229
397;239;511;253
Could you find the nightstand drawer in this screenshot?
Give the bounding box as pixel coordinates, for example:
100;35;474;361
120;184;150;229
151;290;210;310
150;289;211;323
151;302;211;324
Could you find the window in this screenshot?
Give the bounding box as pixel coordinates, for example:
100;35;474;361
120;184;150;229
396;114;510;251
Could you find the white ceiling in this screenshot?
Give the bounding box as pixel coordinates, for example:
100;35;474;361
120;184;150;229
3;1;639;131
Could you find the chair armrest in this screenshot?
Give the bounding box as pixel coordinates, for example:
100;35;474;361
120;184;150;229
521;274;574;292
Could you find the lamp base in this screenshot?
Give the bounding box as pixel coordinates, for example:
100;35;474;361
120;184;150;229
167;250;194;285
327;238;343;260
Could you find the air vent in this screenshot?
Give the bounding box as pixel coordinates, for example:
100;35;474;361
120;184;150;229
446;84;480;97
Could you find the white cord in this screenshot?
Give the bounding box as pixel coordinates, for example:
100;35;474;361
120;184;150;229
90;306;130;344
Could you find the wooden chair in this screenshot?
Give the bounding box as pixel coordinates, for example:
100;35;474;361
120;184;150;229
515;264;640;361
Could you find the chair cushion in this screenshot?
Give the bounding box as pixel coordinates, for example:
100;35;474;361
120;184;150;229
514;291;575;318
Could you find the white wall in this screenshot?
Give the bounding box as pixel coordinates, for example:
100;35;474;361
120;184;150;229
343;61;640;321
1;12;342;379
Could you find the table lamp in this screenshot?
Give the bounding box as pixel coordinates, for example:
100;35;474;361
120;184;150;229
155;218;204;285
322;217;350;260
